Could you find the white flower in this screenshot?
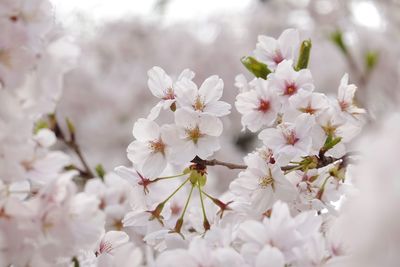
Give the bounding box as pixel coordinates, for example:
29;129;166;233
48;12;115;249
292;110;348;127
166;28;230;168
268;60;314;101
287;89;328;119
255;246;285;267
230;154;296;215
316;106;361;144
147;66;195;120
254;28;300;71
32;174;105;260
155;237;245;267
95;231;129;265
259;114;315;164
335;73;366;116
234;74;252;93
175;75;231;117
235;78;281;132
163;109;223;163
85;173;134;230
127;118;171;178
237;201;322;265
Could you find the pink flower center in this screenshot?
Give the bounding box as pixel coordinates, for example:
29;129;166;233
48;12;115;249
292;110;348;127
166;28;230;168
162;87;175;100
273;51;284;64
339;100;349;111
285;131;299;145
257;99;271;113
284;82;297;96
149;139;165;155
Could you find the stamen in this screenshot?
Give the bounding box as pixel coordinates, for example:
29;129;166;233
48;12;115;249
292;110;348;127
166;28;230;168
299;104;317;115
257;99;270;113
193;96;205;111
259;175;274;188
162;87;175;100
284;130;299;145
149;139;165;155
284;82;297;96
186;126;203;144
273;51;284;64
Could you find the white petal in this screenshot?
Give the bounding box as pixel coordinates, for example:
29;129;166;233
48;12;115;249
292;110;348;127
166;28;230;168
199;115;223;136
114;166;140;186
174;108;199;128
196;136;220;158
278;28;299;59
147;101;164;121
102;231;129;251
255;246;285;267
142;152;167;178
175;78;198;107
127;141;151;166
238;220;268;244
147;66;173;98
204;101;231;117
198;75;224;104
132;118;160;141
178;68;195;81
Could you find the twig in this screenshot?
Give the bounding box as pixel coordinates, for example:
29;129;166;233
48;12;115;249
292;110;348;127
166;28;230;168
51;115;95;179
191;156;247;170
192;153;355;172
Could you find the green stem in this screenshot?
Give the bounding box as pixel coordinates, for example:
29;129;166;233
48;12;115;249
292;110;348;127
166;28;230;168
151;173;187;183
179;183;195;220
198;181;207;221
201;190;214;201
162;177;190;204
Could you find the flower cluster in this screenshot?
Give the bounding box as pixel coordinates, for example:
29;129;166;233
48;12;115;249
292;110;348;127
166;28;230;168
0;1;368;265
114;29;365;266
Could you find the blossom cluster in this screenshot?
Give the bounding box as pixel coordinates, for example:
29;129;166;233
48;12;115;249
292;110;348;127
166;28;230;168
0;1;368;266
114;29;365;266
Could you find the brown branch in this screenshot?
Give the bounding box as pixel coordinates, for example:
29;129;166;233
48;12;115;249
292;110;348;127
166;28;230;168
192;153;355;172
65;140;94;179
51;115;95;179
191;156;247;170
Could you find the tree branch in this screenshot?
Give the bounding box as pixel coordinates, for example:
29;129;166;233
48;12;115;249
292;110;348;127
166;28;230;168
51;115;95;179
192;153;355;172
191;157;247;170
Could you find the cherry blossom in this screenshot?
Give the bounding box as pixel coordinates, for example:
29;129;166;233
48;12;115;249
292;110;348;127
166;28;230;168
147;66;195;120
235;78;281;132
127;118;172;178
254;28;300;71
0;10;374;266
268;60;314;101
175;75;231;117
335;73;366;117
163;109;223;163
259;114;316;164
230;151;296;215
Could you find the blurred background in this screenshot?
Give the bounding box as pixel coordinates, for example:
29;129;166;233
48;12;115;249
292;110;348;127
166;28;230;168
49;0;400;177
